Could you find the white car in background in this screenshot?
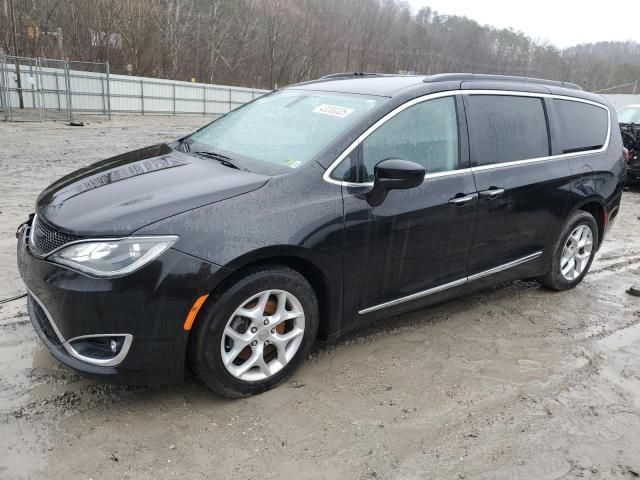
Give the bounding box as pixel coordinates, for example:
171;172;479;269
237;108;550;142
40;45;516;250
618;104;640;124
618;105;640;184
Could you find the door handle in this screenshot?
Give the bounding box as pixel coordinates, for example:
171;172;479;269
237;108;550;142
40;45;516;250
449;193;477;205
479;188;505;199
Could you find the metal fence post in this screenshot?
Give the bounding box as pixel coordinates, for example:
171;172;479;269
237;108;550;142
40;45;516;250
0;52;8;120
634;80;638;95
3;54;13;121
228;88;232;113
100;72;106;115
28;61;36;111
105;61;111;120
63;58;73;123
54;69;61;111
172;83;176;115
140;79;144;115
35;57;44;121
203;86;206;116
0;54;3;113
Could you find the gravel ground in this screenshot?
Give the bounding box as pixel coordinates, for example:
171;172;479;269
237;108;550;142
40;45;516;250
1;117;640;480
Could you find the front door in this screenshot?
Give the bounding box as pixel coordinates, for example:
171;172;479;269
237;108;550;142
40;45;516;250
339;95;478;321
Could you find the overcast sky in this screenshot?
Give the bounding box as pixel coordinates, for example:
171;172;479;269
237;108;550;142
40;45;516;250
407;0;639;49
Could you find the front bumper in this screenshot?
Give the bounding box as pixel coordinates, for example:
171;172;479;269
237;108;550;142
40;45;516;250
17;223;228;385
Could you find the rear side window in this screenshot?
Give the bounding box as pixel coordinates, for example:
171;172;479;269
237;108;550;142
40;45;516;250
554;99;608;153
466;95;550;166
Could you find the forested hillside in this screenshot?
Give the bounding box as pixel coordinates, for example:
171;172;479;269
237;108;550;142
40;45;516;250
2;0;638;92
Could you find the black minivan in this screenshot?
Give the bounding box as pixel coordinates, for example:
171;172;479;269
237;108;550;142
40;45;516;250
17;73;625;397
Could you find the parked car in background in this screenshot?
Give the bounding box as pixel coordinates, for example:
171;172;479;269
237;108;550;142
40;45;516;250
17;73;626;397
618;104;640;184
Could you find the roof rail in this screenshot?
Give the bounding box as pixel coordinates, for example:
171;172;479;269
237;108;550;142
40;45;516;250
320;72;385;80
422;73;582;91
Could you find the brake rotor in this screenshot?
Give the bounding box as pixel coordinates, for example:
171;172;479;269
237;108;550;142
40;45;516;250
236;295;286;363
265;297;287;334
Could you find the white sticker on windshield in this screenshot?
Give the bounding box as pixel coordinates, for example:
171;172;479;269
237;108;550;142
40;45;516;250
313;104;354;118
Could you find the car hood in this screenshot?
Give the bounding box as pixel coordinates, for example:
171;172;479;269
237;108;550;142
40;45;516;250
36;144;270;236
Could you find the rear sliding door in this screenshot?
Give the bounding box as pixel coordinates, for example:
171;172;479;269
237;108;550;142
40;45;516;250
463;93;572;279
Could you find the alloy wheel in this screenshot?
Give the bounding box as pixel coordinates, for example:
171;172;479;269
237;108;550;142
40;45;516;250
220;290;305;381
560;224;593;281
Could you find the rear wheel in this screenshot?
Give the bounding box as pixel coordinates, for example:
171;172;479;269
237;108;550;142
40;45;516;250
538;210;598;291
189;265;319;398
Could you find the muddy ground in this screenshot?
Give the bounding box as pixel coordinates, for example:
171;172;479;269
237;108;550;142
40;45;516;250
1;116;639;480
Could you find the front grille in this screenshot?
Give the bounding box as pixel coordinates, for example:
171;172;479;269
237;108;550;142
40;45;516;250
28;294;62;346
30;215;82;256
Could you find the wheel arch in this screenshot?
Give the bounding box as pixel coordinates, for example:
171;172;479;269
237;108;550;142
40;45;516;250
570;197;606;248
195;246;340;342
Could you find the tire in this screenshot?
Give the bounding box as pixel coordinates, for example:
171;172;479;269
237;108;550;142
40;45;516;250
538;210;599;291
189;265;319;398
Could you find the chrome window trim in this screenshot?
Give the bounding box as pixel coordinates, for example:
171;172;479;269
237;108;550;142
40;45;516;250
323;89;612;187
358;251;542;314
27;289;133;367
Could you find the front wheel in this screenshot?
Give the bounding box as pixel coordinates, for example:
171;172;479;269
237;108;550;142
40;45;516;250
538;210;599;291
189;265;319;398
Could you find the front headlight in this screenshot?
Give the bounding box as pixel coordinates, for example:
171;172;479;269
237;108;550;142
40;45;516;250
48;236;179;277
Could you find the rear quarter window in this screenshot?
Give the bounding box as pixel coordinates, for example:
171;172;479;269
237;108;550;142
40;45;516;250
554;99;609;154
465;95;550;166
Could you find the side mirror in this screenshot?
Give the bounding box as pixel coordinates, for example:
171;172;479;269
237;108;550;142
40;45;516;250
367;159;425;206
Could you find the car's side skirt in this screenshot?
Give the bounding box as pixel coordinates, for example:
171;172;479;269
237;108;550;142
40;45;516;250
358;251;543;315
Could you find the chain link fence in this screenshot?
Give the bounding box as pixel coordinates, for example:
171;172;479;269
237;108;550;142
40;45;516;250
0;54;110;122
1;54;269;122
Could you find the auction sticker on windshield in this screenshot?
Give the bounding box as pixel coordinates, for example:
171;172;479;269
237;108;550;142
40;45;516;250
313;104;355;118
283;159;302;168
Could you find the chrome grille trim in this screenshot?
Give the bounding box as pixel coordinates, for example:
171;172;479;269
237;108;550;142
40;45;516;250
29;214;82;257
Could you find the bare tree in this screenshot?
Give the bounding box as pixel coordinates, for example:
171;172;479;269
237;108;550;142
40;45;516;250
4;0;639;92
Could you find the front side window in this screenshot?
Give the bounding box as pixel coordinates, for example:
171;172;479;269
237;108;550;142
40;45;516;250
466;95;550;166
188;89;381;174
357;96;459;183
555;99;609;153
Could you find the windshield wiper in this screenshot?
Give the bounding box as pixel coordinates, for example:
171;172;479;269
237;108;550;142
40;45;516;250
192;151;240;170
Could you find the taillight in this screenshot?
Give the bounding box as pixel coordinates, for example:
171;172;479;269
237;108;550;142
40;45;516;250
623;147;630;163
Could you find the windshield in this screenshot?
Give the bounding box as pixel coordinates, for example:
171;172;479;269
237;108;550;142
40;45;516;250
188;89;382;173
618;106;640;124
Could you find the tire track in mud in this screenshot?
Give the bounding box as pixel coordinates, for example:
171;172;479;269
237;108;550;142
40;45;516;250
584;311;640;342
589;255;640;274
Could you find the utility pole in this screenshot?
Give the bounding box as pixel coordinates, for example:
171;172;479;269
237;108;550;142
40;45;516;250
7;0;24;108
56;27;64;59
